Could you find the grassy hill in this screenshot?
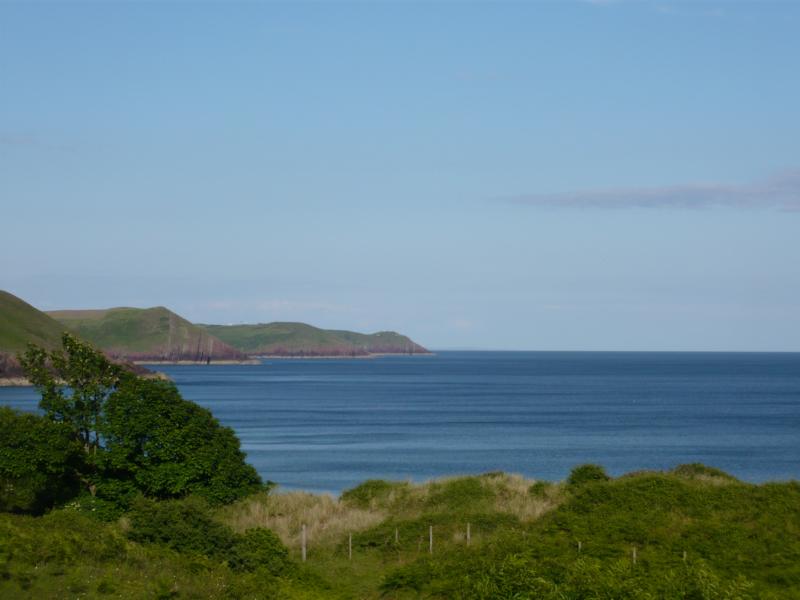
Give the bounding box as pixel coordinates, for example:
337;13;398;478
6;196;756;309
0;290;70;379
0;291;66;353
1;464;798;598
198;322;429;357
49;307;247;363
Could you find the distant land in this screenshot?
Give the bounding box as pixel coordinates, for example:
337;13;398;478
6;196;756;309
48;307;248;364
198;322;430;358
0;290;430;383
0;291;156;384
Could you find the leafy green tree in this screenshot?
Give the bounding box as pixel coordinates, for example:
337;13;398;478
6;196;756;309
0;407;84;514
101;376;262;505
16;334;262;510
19;333;123;455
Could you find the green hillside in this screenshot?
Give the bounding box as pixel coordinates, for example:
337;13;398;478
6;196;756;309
0;290;71;379
0;290;66;353
197;322;429;357
49;307;246;363
328;329;427;354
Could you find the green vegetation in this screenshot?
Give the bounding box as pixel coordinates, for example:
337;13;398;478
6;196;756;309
197;321;429;357
1;464;799;598
0;408;84;514
0;290;69;379
8;334;261;516
566;463;611;486
0;291;66;353
48;306;245;362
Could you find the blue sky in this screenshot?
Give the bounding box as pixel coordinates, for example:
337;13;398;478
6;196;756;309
1;1;799;350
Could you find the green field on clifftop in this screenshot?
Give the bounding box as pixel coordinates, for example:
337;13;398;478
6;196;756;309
198;322;428;356
48;307;244;362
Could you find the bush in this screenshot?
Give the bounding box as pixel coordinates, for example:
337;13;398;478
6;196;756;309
229;528;289;574
341;479;404;508
567;464;610;486
0;408;84;514
529;481;550;497
127;496;237;559
671;463;738;482
425;477;492;511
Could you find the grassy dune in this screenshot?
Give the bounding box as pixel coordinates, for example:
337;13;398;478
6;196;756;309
2;465;798;599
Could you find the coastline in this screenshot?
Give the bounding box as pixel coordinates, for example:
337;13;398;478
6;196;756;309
133;359;261;365
0;377;30;387
256;352;436;360
0;371;171;387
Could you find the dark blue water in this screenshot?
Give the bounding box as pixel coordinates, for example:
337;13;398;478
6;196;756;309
2;352;798;493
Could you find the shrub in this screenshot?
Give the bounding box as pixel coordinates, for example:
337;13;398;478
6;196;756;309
229;528;289;574
529;481;550;497
425;477;492;511
671;463;738;482
567;464;610;486
341;479;404;508
127;496;237;559
0;407;84;514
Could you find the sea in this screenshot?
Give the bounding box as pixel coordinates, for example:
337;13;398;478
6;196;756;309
2;351;798;494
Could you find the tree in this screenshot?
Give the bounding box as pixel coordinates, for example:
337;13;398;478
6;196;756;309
16;334;262;510
0;407;84;514
101;376;262;505
19;333;123;455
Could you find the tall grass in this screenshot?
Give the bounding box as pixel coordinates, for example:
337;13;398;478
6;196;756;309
219;490;385;548
219;472;564;551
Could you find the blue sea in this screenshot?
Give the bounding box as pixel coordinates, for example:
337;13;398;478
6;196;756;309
2;351;798;494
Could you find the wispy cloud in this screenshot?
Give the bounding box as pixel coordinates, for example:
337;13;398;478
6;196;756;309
500;170;800;211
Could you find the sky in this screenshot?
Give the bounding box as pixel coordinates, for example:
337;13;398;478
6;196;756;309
1;0;799;351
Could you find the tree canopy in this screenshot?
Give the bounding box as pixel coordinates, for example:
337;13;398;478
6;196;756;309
2;333;262;514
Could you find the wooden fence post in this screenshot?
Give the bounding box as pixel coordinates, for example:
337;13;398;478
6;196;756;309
348;533;352;560
429;525;433;554
466;522;471;546
632;545;637;565
577;540;582;553
301;524;307;562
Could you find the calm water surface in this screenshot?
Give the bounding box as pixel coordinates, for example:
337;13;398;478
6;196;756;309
2;352;798;493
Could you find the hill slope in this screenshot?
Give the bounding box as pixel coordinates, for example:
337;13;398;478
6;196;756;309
49;307;247;363
197;322;429;357
0;290;69;379
0;290;66;352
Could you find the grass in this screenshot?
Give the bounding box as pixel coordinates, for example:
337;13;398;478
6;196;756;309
196;322;428;356
47;306;244;361
0;290;66;353
2;465;799;599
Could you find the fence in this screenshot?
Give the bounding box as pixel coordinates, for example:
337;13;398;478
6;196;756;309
296;523;692;565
